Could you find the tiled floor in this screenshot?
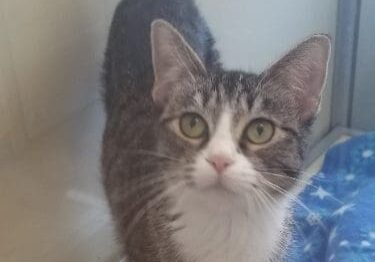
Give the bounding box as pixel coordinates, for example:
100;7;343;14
0;101;349;262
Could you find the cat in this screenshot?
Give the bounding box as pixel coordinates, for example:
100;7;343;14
101;0;331;261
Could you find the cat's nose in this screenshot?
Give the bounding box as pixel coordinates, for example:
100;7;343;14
206;154;234;174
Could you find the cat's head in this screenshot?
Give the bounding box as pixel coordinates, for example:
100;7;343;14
150;19;331;199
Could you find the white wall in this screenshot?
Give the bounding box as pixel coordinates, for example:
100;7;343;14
0;0;119;161
195;0;338;143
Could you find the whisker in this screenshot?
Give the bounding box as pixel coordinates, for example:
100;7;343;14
110;172;179;203
259;179;328;232
260;179;309;211
259;168;329;182
123;149;181;162
260;171;343;205
254;187;279;219
260;171;314;185
247;187;263;212
124;181;185;243
117;176;184;223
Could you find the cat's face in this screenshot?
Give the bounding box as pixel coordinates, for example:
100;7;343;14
158;73;300;196
151;20;331;200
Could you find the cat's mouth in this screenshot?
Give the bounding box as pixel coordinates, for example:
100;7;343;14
196;173;248;195
209;175;231;191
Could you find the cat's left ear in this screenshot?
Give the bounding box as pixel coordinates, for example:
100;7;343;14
151;19;207;107
261;35;331;122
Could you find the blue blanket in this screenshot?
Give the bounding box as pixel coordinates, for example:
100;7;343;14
290;133;375;262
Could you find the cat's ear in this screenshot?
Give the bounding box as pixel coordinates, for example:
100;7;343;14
151;19;206;106
261;35;331;122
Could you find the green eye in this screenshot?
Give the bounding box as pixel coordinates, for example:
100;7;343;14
246;119;275;144
179;113;207;139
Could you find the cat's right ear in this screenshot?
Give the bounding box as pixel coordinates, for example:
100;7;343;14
151;19;206;107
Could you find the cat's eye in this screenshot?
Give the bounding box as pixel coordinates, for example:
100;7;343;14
245;119;275;145
179;113;207;139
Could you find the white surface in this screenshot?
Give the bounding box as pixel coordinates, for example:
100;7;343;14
195;0;338;144
0;102;121;262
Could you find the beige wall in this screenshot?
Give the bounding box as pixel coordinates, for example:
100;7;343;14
195;0;338;143
0;0;119;160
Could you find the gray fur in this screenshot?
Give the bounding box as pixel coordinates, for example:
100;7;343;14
101;1;331;261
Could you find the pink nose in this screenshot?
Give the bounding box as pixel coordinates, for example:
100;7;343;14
206;154;234;174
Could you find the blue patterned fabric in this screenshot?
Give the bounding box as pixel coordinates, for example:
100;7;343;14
290;133;375;262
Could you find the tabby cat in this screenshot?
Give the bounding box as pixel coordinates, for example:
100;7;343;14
101;0;331;261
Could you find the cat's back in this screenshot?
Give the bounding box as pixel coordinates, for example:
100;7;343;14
102;0;219;113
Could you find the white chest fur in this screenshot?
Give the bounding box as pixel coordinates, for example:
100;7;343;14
170;189;288;262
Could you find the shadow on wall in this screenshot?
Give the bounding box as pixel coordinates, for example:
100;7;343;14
0;0;120;160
